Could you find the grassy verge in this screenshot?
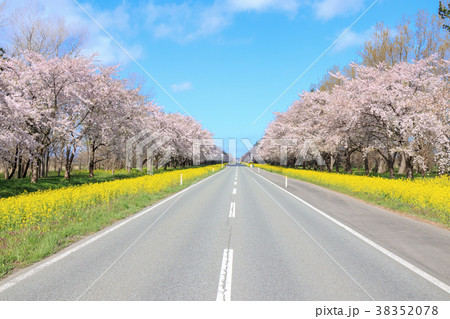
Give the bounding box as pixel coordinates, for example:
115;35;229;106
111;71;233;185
256;164;449;228
0;165;223;278
335;167;439;179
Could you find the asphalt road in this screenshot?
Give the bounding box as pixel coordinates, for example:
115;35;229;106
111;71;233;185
0;164;449;301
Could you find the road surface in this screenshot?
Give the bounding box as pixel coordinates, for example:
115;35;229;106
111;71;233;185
0;164;449;300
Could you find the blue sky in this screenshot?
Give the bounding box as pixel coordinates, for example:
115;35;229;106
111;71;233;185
5;0;442;157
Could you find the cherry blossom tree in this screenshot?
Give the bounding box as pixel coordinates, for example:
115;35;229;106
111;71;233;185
347;57;449;178
256;56;450;178
0;51;220;181
81;64;153;177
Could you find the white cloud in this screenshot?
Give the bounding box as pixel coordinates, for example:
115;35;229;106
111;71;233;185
95;3;131;33
170;81;193;92
226;0;300;12
144;0;304;42
145;2;231;42
4;0;371;56
332;27;373;52
313;0;365;20
3;0;141;65
84;37;143;65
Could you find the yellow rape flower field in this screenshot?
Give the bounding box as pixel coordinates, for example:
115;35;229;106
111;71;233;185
255;164;450;226
0;164;223;277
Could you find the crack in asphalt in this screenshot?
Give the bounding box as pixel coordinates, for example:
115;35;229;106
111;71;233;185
218;220;234;301
218;249;231;301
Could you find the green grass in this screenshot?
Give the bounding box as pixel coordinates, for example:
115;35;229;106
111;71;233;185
0;168;219;278
260;166;448;227
0;166;198;199
339;167;438;179
289;165;438;179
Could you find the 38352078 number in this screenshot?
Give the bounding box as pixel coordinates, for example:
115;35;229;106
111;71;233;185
375;306;438;316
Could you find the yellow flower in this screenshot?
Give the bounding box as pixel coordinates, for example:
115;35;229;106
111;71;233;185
256;164;449;224
0;165;223;231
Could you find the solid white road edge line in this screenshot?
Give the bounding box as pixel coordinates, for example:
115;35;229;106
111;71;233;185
77;186;186;300
0;167;228;294
252;169;450;295
216;249;234;301
251;177;374;300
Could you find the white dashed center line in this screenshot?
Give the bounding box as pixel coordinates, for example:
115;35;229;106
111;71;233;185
229;202;235;218
216;249;234;301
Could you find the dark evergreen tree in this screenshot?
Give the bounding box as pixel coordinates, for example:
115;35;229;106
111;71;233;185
439;1;450;32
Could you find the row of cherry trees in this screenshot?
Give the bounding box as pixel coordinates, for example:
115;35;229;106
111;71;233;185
0;51;218;183
254;6;450;178
255;56;450;178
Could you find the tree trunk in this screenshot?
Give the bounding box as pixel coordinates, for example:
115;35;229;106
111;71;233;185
373;157;379;174
22;159;30;179
41;152;46;178
88;145;93;173
37;161;41;179
64;146;76;180
89;158;94;177
3;164;8;179
329;155;334;172
147;157;154;175
31;158;40;184
405;154;414;179
53;153;58;173
377;158;387;173
7;146;19;179
334;155;340;172
344;152;352;173
420;165;426;177
17;154;22;179
364;156;370;175
64;155;73;180
398;153;406;175
6;165;15;180
64;165;70;179
322;153;332;172
89;142;95;178
58;149;64;177
45;151;50;177
387;153;396;178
